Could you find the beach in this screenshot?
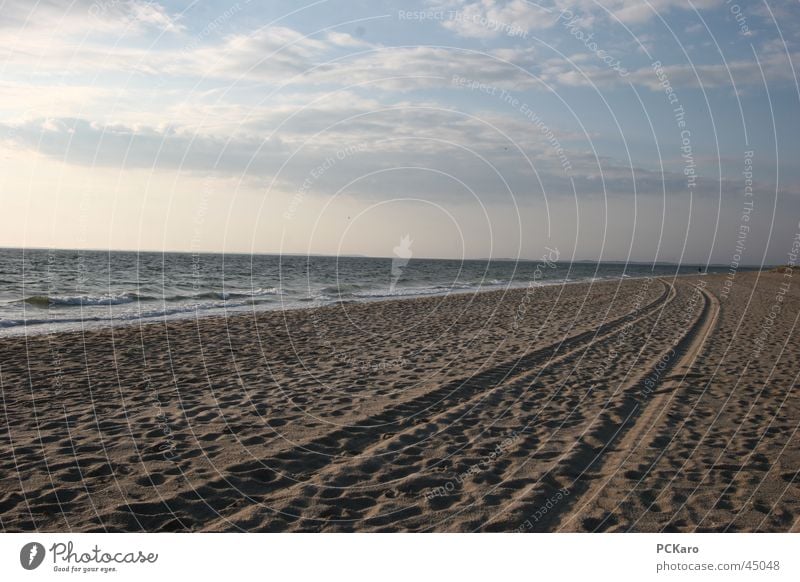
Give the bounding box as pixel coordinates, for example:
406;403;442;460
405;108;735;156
0;271;797;532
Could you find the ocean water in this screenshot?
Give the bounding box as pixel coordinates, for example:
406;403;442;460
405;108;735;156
0;248;745;336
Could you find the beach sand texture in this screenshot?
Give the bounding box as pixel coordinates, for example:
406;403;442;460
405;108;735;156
0;271;797;532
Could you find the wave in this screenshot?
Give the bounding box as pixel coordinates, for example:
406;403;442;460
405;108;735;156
317;284;364;296
17;287;282;308
0;275;625;335
0;295;283;332
347;279;521;299
190;287;282;301
352;285;475;299
21;292;142;307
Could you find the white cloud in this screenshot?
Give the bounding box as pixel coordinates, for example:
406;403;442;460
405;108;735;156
603;0;722;24
3;99;756;206
123;0;184;33
0;0;184;78
0;0;183;38
441;0;555;38
325;31;372;48
430;0;726;36
519;40;798;91
0;82;112;119
625;50;798;89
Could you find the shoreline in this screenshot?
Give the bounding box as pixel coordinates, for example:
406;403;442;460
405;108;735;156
0;269;740;339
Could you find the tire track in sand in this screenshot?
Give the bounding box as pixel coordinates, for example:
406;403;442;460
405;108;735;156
471;282;716;531
198;280;674;530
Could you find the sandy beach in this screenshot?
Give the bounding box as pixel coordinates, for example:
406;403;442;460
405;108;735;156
0;271;797;532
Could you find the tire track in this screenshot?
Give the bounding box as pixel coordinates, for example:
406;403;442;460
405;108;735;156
199;280;674;530
480;282;717;532
556;283;720;532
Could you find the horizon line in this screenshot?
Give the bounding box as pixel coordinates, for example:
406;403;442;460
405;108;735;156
0;246;777;269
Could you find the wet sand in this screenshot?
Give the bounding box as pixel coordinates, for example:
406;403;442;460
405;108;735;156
0;271;797;531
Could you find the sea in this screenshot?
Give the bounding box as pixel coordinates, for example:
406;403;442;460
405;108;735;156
0;248;749;336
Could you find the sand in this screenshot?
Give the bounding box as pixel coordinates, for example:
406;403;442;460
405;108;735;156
0;271;797;532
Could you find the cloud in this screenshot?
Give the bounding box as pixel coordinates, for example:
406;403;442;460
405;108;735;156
157;35;541;92
3;104;767;207
169;26;331;80
430;0;726;38
0;82;112;119
0;5;795;208
0;0;183;37
307;46;543;91
3;2;795;99
325;31;373;48
527;41;798;90
0;0;184;77
437;0;556;39
626;49;798;90
602;0;722;24
120;0;184;33
2;117;288;176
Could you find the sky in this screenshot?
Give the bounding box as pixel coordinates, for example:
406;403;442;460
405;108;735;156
0;0;798;264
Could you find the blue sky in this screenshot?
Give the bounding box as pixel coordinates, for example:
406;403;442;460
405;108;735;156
1;0;798;264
